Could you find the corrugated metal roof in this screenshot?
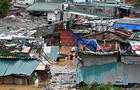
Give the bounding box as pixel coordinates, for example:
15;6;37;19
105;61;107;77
69;10;99;18
26;2;62;11
76;62;128;85
36;0;45;2
43;45;59;62
105;0;117;3
75;2;121;7
0;59;39;76
13;3;30;8
69;9;114;19
10;7;19;11
76;62;117;84
75;2;132;9
117;18;140;25
114;18;140;30
36;0;66;3
51;0;66;3
0;36;12;40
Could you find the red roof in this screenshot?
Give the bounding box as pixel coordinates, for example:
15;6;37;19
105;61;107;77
22;47;31;53
60;31;77;46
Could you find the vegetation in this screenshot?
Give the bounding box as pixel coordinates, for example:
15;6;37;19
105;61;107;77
134;0;140;8
29;73;36;83
0;0;12;14
28;17;35;21
37;48;42;54
80;82;123;90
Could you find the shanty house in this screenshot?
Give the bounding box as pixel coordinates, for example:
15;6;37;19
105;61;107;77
76;38;140;85
26;0;65;21
0;59;39;84
69;2;132;19
86;30;131;41
114;18;140;31
76;29;140;85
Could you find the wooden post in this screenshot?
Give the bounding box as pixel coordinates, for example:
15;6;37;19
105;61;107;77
25;76;28;85
115;42;118;51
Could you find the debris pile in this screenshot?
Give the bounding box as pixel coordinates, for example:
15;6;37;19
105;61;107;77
46;65;76;90
0;14;47;31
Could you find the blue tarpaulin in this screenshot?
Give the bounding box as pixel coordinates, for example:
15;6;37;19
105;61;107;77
114;23;140;30
73;34;81;44
78;38;98;52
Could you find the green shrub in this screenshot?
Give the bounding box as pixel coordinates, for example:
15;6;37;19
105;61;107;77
37;48;42;54
80;82;123;90
28;17;35;21
0;0;12;14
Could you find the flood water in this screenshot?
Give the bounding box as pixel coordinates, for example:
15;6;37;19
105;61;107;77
0;58;77;90
0;84;45;90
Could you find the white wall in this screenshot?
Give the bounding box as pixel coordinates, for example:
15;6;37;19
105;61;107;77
47;13;56;21
74;0;86;2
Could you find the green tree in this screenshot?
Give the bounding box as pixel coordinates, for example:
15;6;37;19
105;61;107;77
0;0;12;14
134;0;140;8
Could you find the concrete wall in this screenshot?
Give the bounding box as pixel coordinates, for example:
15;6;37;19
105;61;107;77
47;12;56;21
121;55;140;64
81;54;118;66
71;5;116;16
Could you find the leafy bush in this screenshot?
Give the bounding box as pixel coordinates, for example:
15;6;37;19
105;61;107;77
37;48;42;54
80;82;123;90
28;17;35;21
0;0;12;14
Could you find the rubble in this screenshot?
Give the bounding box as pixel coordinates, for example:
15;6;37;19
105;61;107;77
0;14;47;31
47;65;77;90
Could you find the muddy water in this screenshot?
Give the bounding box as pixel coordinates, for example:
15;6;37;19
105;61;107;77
0;84;45;90
0;58;77;90
55;57;77;67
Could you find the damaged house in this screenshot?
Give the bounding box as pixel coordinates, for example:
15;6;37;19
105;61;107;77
0;38;41;85
0;59;39;85
0;26;51;85
68;2;132;19
76;28;140;85
26;0;65;21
